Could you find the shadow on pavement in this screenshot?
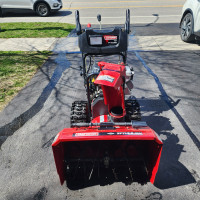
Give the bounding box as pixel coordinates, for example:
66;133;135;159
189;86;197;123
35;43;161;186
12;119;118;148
140;98;195;189
1;10;72;18
186;39;200;45
0;53;72;149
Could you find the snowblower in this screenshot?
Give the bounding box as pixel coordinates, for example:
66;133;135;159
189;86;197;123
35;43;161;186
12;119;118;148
52;10;163;189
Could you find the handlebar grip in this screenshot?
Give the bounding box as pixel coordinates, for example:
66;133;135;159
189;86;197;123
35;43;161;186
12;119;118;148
75;10;82;35
75;10;79;22
125;9;130;34
126;9;130;22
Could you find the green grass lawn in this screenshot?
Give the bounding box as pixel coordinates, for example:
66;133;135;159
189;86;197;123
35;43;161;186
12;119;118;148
0;22;75;38
0;51;51;111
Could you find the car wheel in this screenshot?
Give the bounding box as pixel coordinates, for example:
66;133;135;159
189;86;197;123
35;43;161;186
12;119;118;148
180;13;195;42
36;3;50;17
0;7;3;17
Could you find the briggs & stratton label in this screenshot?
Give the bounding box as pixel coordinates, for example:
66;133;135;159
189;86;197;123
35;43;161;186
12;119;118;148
99;132;143;136
73;132;143;137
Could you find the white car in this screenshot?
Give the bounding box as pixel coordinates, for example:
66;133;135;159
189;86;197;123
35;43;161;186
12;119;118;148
180;0;200;42
0;0;62;17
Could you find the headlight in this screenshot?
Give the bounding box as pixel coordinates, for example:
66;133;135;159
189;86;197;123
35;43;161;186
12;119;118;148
53;3;59;7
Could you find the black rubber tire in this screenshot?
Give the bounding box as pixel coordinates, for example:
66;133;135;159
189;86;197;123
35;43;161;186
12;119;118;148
125;99;141;121
70;101;88;124
36;3;50;17
0;7;3;17
180;13;195;42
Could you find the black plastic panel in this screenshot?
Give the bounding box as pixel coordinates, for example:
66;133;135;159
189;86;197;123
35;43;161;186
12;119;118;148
78;27;128;54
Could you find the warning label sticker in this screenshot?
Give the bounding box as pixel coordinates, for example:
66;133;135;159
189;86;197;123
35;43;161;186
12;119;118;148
97;75;114;83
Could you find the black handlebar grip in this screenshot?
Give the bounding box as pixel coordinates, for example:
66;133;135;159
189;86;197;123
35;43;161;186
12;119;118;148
75;10;79;25
126;9;130;34
126;9;130;22
75;10;81;35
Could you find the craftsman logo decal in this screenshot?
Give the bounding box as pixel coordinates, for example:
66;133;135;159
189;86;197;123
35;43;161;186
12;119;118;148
73;132;99;137
104;36;117;40
97;75;114;83
104;35;118;44
99;132;143;136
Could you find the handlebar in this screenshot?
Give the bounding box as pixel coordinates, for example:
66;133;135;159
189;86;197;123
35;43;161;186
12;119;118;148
75;9;131;35
125;9;130;34
75;10;82;35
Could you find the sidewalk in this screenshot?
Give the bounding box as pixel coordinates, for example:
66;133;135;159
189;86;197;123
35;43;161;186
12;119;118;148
0;37;80;52
0;35;199;52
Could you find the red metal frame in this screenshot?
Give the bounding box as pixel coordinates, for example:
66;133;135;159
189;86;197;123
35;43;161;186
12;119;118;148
52;125;162;185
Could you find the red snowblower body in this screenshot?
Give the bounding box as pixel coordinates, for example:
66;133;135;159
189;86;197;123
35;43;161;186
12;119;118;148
52;10;163;189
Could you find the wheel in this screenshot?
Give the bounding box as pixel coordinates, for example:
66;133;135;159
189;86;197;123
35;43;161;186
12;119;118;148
125;99;141;121
70;101;88;125
36;3;50;17
0;7;3;17
180;13;195;42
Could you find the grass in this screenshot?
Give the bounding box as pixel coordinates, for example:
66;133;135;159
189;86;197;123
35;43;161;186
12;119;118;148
0;22;75;38
0;51;51;111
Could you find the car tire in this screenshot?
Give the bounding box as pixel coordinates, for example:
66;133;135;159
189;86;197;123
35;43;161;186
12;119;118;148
180;13;195;42
36;3;50;17
0;7;3;17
